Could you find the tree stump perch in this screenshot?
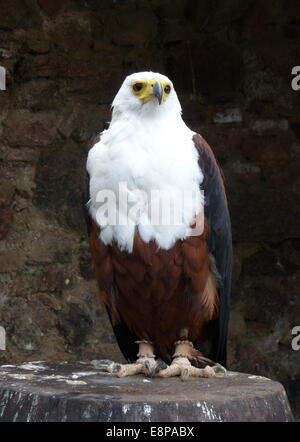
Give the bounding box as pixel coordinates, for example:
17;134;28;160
0;361;293;422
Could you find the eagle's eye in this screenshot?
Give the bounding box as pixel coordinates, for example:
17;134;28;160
132;82;144;92
164;85;171;94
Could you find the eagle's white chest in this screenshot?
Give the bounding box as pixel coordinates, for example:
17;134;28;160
87;116;204;252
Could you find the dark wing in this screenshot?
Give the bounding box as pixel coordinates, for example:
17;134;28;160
193;134;232;367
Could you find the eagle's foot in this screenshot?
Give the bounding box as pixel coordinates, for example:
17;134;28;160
117;357;157;377
156;356;217;380
94;357;157;377
155;336;227;379
93;340;160;377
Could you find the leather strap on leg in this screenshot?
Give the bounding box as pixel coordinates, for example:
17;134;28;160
135;340;156;359
172;340;194;359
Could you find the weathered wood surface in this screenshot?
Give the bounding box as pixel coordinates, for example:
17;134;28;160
0;361;294;422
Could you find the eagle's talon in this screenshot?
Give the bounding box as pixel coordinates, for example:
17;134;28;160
181;368;189;381
144;360;154;376
92;359;115;371
212;363;227;377
112;364;122;373
154;360;168;373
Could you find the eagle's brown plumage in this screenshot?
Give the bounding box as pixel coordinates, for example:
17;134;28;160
89;215;218;356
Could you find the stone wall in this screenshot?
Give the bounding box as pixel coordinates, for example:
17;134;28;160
0;0;300;418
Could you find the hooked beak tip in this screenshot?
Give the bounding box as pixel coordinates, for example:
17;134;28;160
153;81;163;105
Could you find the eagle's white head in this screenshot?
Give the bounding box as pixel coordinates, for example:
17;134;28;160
111;71;182;119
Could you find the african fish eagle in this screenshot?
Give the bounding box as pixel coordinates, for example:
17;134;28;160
85;71;232;379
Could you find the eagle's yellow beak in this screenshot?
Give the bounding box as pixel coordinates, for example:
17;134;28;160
132;79;171;104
